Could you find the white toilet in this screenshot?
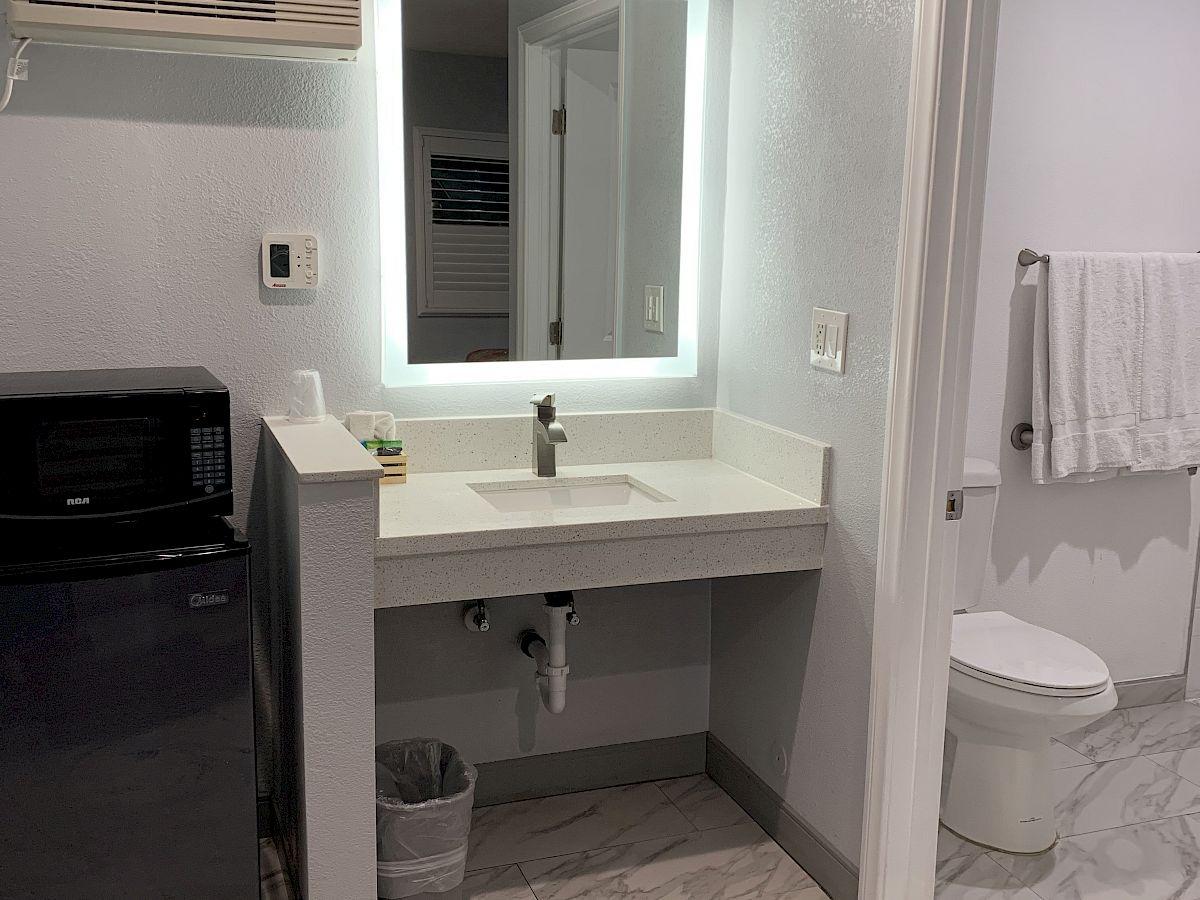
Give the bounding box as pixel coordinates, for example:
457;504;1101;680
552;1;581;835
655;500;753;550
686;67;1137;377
941;459;1117;854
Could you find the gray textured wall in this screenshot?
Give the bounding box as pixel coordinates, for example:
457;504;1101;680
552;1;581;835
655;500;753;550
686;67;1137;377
709;0;915;862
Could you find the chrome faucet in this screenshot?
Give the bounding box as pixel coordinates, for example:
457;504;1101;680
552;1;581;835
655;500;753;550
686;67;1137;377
530;393;568;477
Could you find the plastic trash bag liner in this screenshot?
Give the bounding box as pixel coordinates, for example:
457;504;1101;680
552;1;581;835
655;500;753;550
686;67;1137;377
376;738;478;899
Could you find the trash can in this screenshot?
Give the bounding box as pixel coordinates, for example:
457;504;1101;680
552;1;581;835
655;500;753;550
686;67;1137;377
376;739;478;900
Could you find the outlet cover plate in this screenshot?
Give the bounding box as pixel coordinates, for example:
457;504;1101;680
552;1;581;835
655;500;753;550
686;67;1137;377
644;285;665;334
811;307;848;374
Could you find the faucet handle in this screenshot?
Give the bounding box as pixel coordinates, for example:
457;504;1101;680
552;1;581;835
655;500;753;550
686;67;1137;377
530;393;556;408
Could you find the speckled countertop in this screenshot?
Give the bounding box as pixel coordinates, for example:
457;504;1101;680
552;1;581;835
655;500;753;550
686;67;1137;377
263;415;383;483
376;459;827;558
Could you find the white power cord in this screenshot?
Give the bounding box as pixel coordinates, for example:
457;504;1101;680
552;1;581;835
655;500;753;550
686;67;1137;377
0;38;32;114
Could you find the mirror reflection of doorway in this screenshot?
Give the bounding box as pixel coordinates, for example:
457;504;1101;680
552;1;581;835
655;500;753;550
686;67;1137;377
553;23;621;360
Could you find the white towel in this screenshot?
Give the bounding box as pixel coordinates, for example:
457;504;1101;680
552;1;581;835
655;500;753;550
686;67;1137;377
1133;253;1200;470
1031;252;1142;483
343;410;398;442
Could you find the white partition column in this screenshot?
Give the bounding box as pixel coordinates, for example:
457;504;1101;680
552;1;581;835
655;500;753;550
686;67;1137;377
263;416;383;900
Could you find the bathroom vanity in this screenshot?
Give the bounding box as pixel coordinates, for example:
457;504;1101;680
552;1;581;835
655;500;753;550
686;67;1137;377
261;406;830;899
374;411;829;607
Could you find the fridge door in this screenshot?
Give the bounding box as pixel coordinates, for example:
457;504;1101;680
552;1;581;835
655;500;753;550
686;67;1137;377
0;546;257;899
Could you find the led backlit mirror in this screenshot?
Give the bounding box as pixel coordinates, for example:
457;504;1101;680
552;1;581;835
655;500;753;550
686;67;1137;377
377;0;708;385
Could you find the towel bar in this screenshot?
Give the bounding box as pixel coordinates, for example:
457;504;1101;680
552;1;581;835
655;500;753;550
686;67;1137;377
1018;248;1200;267
1010;422;1197;475
1011;423;1033;450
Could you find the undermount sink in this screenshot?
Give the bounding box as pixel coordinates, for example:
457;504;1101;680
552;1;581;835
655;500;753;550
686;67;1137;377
469;474;675;513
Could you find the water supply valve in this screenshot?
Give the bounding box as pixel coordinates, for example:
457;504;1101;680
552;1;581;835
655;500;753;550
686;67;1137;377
464;600;490;633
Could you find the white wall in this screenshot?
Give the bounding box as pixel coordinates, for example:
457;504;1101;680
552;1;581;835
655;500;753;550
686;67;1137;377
709;0;914;863
404;50;512;364
964;0;1200;684
0;32;383;526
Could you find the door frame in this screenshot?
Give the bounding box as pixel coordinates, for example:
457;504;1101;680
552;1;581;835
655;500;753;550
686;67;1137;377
859;1;1001;897
515;0;622;361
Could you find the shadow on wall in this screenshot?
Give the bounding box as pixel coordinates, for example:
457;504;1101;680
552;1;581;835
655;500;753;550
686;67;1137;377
991;264;1192;584
0;25;360;128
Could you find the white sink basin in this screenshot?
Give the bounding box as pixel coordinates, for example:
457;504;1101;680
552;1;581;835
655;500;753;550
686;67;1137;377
469;474;674;513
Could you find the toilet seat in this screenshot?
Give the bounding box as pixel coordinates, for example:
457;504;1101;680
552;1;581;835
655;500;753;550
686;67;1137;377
950;612;1110;697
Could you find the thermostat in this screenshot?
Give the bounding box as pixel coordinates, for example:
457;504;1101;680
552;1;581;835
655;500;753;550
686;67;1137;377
262;234;318;289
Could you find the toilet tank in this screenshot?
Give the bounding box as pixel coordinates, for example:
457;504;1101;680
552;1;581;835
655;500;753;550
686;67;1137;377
954;457;1002;611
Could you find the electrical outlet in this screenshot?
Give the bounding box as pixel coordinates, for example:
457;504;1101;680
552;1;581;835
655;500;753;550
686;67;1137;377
811;308;848;374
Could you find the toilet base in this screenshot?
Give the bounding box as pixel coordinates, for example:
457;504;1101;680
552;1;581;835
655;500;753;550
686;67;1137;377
942;716;1058;854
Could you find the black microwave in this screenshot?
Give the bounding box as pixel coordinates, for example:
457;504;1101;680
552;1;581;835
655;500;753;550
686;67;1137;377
0;367;233;522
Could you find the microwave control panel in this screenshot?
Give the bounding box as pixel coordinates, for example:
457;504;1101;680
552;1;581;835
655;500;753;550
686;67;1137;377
190;426;228;494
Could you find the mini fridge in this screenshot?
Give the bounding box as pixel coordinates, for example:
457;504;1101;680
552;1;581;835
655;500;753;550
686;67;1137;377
0;518;258;899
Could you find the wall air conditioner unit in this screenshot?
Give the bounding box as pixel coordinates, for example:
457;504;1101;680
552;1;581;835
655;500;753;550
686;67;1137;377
7;0;361;61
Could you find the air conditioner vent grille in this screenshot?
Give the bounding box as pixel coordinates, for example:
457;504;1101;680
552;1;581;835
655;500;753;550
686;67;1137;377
26;0;359;26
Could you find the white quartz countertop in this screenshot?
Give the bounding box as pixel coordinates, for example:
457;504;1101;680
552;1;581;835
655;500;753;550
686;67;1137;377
376;459;827;558
263;415;383;484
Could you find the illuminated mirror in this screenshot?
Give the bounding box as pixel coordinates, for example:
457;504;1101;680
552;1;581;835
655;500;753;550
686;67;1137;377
377;0;708;385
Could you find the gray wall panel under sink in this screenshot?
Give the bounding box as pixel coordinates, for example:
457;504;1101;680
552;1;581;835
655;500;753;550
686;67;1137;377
375;583;712;765
475;733;707;807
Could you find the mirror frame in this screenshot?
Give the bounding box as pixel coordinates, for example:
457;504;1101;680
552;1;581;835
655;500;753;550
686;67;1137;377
376;0;710;386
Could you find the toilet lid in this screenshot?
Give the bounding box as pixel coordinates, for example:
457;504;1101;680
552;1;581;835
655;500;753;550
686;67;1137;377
950;612;1110;692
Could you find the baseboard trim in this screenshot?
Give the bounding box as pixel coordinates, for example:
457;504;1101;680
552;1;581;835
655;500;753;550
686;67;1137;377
1115;675;1186;709
473;733;707;807
706;734;859;900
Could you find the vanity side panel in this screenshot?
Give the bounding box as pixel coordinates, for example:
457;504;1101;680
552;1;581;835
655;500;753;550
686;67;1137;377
293;479;379;900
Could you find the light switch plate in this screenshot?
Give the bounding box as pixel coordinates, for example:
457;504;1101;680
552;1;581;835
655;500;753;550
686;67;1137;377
644;285;665;334
811;308;848;374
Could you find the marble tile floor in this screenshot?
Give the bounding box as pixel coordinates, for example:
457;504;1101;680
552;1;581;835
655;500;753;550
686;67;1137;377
936;699;1200;899
465;776;829;899
260;775;827;900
